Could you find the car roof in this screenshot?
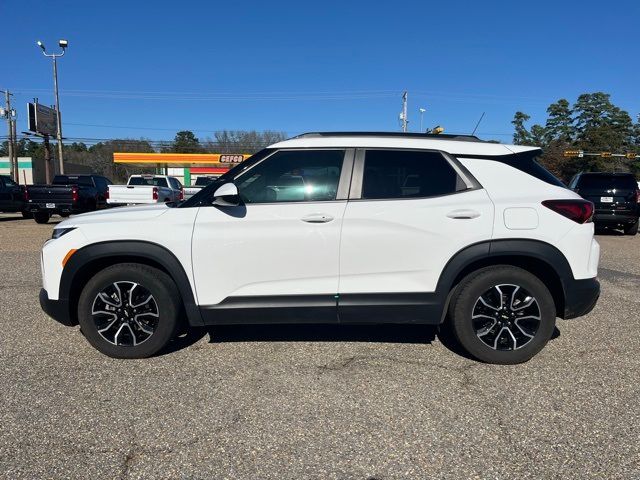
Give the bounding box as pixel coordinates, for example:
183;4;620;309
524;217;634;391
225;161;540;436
269;132;539;156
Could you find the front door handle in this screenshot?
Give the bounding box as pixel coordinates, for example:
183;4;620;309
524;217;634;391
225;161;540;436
301;213;334;223
446;209;481;219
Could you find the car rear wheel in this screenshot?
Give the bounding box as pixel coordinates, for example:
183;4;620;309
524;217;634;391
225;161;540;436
624;219;638;236
77;263;181;358
448;266;556;364
33;211;50;224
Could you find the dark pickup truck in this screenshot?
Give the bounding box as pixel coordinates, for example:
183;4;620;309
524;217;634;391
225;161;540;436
0;175;30;218
26;174;113;224
569;172;640;235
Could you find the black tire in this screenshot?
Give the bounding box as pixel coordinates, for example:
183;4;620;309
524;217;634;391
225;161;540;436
59;212;70;218
624;219;638;236
77;263;182;359
448;266;556;365
21;211;33;219
33;211;50;224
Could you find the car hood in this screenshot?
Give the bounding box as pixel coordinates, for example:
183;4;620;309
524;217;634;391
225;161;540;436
57;204;170;227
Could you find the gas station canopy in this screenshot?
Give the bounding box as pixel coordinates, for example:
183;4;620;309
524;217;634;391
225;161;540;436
113;152;251;168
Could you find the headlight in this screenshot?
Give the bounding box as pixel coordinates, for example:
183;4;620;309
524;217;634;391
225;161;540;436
52;227;76;239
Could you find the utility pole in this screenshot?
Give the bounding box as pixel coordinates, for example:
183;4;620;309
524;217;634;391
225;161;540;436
37;39;68;174
11;118;17;182
3;90;15;181
401;91;408;132
43;135;52;184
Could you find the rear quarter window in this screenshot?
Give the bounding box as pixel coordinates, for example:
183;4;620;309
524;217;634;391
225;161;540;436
496;151;565;187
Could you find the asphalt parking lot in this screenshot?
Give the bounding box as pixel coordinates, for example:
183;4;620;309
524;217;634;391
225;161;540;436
0;213;638;480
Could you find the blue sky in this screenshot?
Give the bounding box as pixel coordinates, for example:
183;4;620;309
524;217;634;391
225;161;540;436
3;0;639;145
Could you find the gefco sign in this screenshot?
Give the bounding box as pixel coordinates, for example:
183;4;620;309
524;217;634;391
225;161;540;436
218;154;244;164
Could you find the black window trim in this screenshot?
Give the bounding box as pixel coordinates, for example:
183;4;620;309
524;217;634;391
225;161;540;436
221;147;355;205
348;147;482;201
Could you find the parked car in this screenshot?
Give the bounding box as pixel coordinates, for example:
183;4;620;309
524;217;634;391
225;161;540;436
569;172;639;235
0;175;30;218
26;174;112;224
183;176;217;200
39;132;600;364
108;175;183;205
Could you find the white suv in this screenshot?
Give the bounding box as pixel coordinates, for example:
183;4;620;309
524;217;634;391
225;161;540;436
40;132;600;364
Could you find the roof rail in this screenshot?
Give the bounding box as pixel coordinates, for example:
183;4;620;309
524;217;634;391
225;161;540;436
291;131;484;142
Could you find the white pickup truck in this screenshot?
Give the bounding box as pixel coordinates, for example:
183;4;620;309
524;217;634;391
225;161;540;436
107;175;183;205
182;176;218;200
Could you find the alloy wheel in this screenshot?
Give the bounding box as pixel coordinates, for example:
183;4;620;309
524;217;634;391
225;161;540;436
471;284;541;351
91;281;159;346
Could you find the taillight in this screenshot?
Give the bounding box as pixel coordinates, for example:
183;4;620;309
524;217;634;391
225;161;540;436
152;187;158;200
23;187;29;201
71;187;79;203
542;199;594;224
179;188;184;201
635;190;640;204
105;189;109;200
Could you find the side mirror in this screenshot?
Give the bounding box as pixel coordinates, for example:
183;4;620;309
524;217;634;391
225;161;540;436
212;183;240;207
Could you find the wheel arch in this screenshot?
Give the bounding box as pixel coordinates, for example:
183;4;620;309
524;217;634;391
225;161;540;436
60;241;203;327
436;239;572;320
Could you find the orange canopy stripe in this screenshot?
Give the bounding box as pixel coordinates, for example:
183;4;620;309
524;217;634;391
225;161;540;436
113;152;251;165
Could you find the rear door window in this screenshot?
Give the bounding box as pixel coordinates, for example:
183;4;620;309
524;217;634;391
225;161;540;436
169;178;182;190
361;150;464;199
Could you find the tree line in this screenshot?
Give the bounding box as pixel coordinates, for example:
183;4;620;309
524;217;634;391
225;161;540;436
0;130;286;183
3;93;638;185
511;92;639;182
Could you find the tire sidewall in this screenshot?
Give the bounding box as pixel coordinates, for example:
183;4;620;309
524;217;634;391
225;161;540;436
77;264;180;359
451;266;556;364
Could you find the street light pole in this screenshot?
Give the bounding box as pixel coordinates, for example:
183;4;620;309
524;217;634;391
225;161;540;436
419;108;426;133
37;39;67;174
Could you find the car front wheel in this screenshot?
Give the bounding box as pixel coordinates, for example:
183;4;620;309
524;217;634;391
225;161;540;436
449;266;556;364
77;263;181;358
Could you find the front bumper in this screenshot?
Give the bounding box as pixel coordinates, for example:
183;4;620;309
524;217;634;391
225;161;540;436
562;277;600;319
39;288;75;326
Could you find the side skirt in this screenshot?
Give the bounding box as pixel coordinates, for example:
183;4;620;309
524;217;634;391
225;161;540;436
199;293;444;326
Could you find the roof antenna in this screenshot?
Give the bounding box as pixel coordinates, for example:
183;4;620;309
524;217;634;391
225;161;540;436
471;112;485;136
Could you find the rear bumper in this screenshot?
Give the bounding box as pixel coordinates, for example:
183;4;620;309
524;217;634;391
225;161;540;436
39;288;75;326
594;212;638;225
562;277;600;319
28;203;80;214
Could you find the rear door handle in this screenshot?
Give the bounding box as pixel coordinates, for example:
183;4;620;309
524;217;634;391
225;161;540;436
447;209;481;219
301;213;334;223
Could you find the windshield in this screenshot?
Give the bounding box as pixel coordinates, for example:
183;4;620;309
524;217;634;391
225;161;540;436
53;175;94;186
129;177;169;187
180;149;274;207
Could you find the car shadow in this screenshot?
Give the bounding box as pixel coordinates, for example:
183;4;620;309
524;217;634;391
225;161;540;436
158;322;562;359
158;323;438;356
